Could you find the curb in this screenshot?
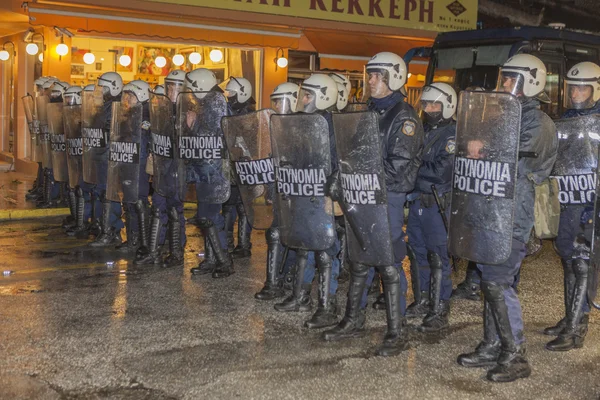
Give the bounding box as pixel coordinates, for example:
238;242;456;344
0;202;198;221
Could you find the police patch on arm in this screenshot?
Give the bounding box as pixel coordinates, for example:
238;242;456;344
402;120;416;136
445;139;455;154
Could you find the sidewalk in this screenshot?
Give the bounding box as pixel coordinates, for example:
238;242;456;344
0;171;196;221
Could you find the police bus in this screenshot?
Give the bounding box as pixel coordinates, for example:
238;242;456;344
422;26;600;119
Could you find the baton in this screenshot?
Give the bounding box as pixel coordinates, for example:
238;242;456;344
278;245;290;275
518;151;538;159
431;184;458;271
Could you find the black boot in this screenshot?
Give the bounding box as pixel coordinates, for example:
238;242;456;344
407;243;422;305
38;169;52;208
200;219;234;278
418;252;450;333
67;187;86;237
191;236;216;275
376;265;409;356
63;188;77;229
116;208;139;253
86;191;101;237
275;250;312;312
336;221;350;283
457;300;500;367
222;204;235;252
90;198;122;247
134;200;149;259
323;262;368;341
283;262;296;291
305;252;338;329
482;281;531;383
406;291;429;319
232;203;252;259
452;262;481;301
255;227;285;300
543;259;574;336
546;258;589;351
135;206;161;265
163;207;184;268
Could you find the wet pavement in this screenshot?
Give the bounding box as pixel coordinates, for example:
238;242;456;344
0;171;37;210
1;217;599;400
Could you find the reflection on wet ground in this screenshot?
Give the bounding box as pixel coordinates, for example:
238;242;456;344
0;217;599;399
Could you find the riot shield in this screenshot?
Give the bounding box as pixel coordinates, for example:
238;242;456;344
47;102;69;183
344;103;368;112
64;104;83;188
592;181;600;309
333;111;393;267
36;95;52;168
222;109;275;230
270;113;336;251
551;115;600;206
448;91;521;265
106;101;142;203
176;91;230;204
81;86;106;184
150;93;181;198
22;95;43;163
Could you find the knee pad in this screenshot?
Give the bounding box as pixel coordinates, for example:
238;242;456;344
481;281;509;302
316;251;332;268
197;217;214;229
572;258;589;279
265;227;280;244
377;264;400;285
427;251;442;271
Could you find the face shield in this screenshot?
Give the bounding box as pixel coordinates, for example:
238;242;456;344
497;71;525;97
565;83;595;110
121;91;139;112
98;77;117;100
63;94;79;106
420;100;444;126
271;96;294;114
165;81;183;104
296;88;317;113
364;69;392;100
50;90;63;100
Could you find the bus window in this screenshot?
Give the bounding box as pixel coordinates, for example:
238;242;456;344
541;61;561;118
565;44;599;69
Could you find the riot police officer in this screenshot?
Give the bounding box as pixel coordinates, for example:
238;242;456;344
186;68;234;278
323;52;423;356
26;76;52;202
223;77;256;258
544;61;600;351
149;70;187;268
255;83;300;300
90;72;125;247
405;83;456;333
457;54;558;382
273;74;341;330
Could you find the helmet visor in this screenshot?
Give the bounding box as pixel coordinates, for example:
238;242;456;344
420;100;444;125
271;96;295;114
565;82;595;110
364;69;391;101
497;71;524;96
63;93;80;106
166;81;183;104
296;88;317;113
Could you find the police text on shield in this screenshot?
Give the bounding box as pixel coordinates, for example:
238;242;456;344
235;158;274;186
453;157;514;198
152;133;173;158
552;174;596;204
51;134;66;152
67;138;83;156
110;141;140;164
179;136;223;160
276;167;326;197
340;172;384;205
82;127;107;149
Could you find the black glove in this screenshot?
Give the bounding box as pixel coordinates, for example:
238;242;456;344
326;172;342;202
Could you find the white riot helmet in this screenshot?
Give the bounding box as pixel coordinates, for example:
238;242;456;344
123;80;150;103
50;81;69;99
296;74;337;113
366;52;407;92
270;82;299;114
154;85;165;95
329;73;350;111
226;77;253;104
165;70;185;102
185;68;219;99
420;82;457;125
97;71;123;98
83;84;96;92
564;61;600;110
64;86;82;106
42;77;59;90
34;77;49;89
498;54;546;98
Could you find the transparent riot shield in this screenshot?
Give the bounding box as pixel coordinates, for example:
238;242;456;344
176;91;230;204
64;104;83;188
106;101;142;203
81;86;106;184
551;115;600;206
22;95;43;163
333;111;393;267
36;95;52;168
47;102;68;183
270;113;336;251
448;91;521;265
344;103;369;112
150;93;181;198
222;109;275;230
592;174;600;308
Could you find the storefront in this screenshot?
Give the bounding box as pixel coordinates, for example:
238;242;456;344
0;0;477;173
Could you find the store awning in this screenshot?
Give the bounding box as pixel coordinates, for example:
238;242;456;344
304;29;433;60
26;4;301;49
